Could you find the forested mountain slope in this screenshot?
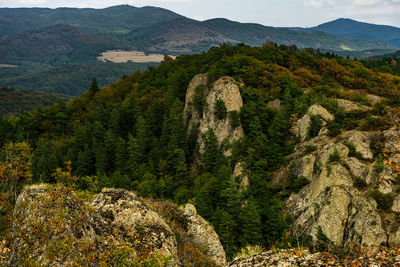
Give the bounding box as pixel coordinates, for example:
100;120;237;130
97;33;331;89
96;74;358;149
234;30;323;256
2;43;400;265
0;6;395;54
1;6;398;96
0;87;71;117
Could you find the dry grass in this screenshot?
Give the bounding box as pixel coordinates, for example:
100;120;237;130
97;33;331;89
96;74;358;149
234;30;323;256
97;50;176;63
0;64;17;68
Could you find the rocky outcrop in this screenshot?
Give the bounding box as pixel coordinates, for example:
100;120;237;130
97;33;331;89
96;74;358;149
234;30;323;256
91;188;178;259
182;204;226;266
267;99;281;111
336;99;371;112
185;74;244;156
282;128;400;250
8;184;225;266
229;250;334;267
228;249;400;266
295;104;334;141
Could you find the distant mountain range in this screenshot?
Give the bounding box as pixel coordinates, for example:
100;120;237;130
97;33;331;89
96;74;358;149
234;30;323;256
0;6;398;55
288;18;400;48
1;5;400;95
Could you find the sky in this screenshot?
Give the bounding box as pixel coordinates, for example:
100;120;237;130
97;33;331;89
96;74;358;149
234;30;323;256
1;0;400;28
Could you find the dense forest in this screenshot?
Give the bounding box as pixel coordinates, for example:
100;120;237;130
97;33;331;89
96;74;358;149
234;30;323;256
0;62;155;95
1;43;400;259
0;87;71;117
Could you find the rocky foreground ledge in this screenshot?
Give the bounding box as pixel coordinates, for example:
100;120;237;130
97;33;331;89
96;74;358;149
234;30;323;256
3;184;226;266
229;249;400;267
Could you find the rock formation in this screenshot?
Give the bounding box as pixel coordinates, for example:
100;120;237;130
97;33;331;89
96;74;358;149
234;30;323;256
228;249;400;266
182;204;226;266
336;99;371;112
8;184;226;266
295;104;334;141
282;128;400;250
185;74;245;156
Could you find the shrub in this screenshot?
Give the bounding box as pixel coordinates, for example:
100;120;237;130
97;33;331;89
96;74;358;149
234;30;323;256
373;156;384;174
229;110;241;129
370;134;386;158
234;245;265;259
328;148;340;163
344;142;363;160
308;115;323;138
214;99;227;120
368;190;394;210
353;177;367;189
304;145;317;154
316;226;334;252
193;85;206;116
327;121;342;137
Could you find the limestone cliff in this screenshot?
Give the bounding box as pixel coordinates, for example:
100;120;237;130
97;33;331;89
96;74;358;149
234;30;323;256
7;184;226;266
282;123;400;250
185;74;245;157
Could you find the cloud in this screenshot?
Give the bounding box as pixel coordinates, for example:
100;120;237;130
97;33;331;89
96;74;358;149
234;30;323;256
351;0;381;5
303;0;336;8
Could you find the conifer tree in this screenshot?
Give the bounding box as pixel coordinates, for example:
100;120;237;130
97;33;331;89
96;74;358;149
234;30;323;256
239;197;263;246
115;137;127;173
95;143;107;175
31;139;57;182
89;77;100;95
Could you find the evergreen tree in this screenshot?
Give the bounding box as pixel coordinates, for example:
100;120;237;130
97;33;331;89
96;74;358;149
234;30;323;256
135;115;147;158
104;129;116;172
31;140;57;183
202;128;225;173
95;143;107;175
76;144;94;176
239;197;263;246
115;137;127;173
89;77;100;95
213;208;238;259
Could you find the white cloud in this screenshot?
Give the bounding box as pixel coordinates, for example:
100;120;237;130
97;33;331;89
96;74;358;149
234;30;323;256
351;0;381;5
304;0;336;8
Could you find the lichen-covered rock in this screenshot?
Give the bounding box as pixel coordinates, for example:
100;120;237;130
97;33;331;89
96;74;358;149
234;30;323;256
296;104;334;141
228;249;400;266
344;131;373;160
233;161;250;191
185;74;244;156
347;196;387;248
182;204;226;266
228;250;340;266
91;188;178;259
336;99;370;112
283;128;400;250
267;99;281;111
8;185;225;266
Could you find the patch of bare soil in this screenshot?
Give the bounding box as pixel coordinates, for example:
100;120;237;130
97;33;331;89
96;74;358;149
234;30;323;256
97;50;176;63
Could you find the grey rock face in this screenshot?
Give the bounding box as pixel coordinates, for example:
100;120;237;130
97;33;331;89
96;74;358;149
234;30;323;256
91;188;178;259
185;74;245;157
182;204;227;266
10;185;226;266
296;104;334;141
282;128;400;250
336;99;371;112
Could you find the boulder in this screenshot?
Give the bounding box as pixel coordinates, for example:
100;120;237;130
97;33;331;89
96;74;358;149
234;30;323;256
8;185;226;266
344;131;373;160
296;104;334;141
267;99;281;111
91;188;178;259
336;99;370;112
182;204;226;266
